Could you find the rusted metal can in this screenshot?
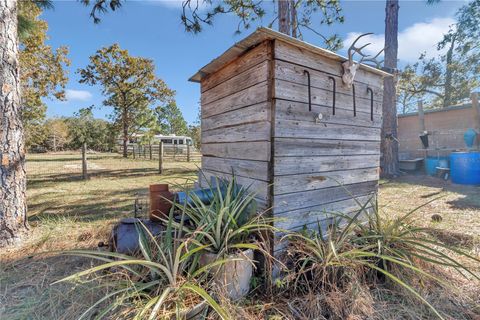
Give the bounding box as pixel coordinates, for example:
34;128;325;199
149;184;173;222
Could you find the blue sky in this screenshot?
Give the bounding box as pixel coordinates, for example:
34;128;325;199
42;0;465;124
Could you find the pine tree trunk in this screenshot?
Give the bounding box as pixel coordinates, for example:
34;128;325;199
0;0;28;246
290;0;297;38
380;0;400;178
278;0;290;35
443;37;455;108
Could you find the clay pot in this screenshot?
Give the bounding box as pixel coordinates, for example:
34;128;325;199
199;249;254;300
149;184;173;222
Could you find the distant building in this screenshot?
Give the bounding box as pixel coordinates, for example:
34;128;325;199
117;133;195;154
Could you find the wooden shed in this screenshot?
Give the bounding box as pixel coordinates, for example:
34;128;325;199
189;28;389;239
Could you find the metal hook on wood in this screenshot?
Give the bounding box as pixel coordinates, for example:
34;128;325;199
367;87;374;121
352;83;356;117
304;70;312;112
328;76;336;115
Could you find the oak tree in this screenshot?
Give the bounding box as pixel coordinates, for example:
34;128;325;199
78;44;175;157
66;108;116;151
19;1;70;147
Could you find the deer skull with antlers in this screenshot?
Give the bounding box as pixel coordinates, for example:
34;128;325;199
342;33;385;88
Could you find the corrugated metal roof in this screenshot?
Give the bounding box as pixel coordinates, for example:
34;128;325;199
189;27;391;83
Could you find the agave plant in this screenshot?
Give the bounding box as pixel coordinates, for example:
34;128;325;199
171;175;273;256
54;209;230;320
284;194;480;319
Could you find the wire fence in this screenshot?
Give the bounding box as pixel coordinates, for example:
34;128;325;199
125;143;202;162
26;146;202;181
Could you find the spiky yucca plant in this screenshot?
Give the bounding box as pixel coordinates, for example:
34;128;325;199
284;195;480;319
54;208;230;320
171;175;273;257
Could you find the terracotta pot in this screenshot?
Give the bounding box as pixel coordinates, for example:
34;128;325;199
149;184;173;222
199;249;254;300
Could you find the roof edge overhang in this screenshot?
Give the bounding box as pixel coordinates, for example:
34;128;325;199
189;27;392;83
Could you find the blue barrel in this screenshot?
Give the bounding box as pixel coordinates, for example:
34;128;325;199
464;128;477;148
175;186;226;206
450;152;480;185
425;157;448;176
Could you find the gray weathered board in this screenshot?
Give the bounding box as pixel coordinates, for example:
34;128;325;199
194;32;385;242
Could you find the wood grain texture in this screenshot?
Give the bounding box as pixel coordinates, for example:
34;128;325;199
202;121;271;144
275;59;383;102
202;81;269;118
201;141;271;161
202;102;270;132
202;156;269;181
273;181;378;214
201;60;269;105
198;169;270;202
275;119;381;141
274;40;384;88
274;167;379;194
274;195;372;231
201;41;270;93
274;155;380;175
275;99;382;128
274;138;380;157
274;79;382;116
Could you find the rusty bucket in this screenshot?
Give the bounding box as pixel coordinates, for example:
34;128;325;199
149;184;173;222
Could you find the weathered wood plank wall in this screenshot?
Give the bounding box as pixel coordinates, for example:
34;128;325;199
199;41;272;205
198;38;384;235
271;40;383;231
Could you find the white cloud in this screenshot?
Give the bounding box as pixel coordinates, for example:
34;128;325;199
344;17;456;63
65;89;92;102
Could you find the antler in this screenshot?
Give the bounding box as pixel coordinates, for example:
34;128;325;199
342;33;385;88
347;33;384;68
362;49;385;68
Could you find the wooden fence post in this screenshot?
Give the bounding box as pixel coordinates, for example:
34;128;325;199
149;144;152;160
82;142;88;180
187;143;191;162
159;141;164;174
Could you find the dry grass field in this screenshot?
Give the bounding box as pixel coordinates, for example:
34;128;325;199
1;153;200;319
0;153;479;319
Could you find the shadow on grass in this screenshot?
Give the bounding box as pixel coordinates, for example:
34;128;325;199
27;187;145;223
27;165;198;224
26;155;118;163
424;227;477;250
389;174;480;210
